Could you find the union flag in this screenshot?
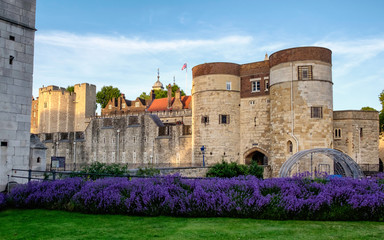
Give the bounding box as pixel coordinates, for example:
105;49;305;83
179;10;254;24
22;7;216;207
181;63;187;70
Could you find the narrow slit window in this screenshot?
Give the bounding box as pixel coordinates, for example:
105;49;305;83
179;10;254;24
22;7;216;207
9;56;14;65
201;116;209;124
9;35;15;41
219;114;230;124
226;82;231;90
265;80;269;91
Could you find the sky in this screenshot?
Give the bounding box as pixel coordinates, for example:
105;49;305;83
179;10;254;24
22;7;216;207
33;0;384;111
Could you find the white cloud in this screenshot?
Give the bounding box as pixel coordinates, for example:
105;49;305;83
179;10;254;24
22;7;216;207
33;31;384;111
33;31;256;99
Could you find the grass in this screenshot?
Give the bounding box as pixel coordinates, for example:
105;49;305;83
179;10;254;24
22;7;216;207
0;209;383;240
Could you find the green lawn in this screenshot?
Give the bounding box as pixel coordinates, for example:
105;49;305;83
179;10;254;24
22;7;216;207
0;209;383;240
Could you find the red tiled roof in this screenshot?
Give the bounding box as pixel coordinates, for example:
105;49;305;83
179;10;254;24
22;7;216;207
147;96;192;112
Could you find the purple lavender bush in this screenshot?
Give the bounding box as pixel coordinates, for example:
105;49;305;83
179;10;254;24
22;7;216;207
0;193;6;211
9;177;84;209
6;174;384;220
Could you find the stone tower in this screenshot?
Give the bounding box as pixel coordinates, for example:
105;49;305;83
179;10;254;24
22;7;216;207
191;63;241;166
0;0;36;190
36;83;96;134
268;47;333;176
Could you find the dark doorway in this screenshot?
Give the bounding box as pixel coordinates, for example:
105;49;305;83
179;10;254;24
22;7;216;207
379;159;383;172
251;151;268;165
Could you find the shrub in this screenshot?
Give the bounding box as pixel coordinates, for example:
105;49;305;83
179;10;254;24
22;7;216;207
71;162;129;180
6;174;384;220
206;161;263;178
136;167;160;177
0;193;6;211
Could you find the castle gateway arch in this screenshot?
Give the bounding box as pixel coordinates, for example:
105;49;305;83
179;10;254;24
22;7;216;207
279;148;364;179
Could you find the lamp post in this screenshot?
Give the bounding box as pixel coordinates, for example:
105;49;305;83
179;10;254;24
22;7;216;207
200;145;206;167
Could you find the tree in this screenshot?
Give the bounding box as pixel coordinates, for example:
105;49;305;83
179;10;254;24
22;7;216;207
361;106;377;111
139;92;150;100
139;84;186;100
96;86;121;108
66;86;74;92
379;90;384;132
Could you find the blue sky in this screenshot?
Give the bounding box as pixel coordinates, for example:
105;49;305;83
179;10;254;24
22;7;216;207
34;0;384;111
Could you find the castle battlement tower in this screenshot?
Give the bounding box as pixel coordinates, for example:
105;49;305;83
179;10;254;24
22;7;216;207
192;63;241;166
269;47;333;176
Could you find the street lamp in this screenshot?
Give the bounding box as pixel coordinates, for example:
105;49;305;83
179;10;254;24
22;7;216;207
200;145;206;167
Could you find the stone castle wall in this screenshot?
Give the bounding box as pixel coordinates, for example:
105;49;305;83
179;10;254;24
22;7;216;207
269;48;333;177
41;111;193;170
36;84;96;134
33;46;381;178
0;0;36;190
333;111;380;168
192;63;241;166
239;96;270;164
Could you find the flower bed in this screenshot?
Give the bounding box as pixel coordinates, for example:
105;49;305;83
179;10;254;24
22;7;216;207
4;174;384;220
0;193;6;210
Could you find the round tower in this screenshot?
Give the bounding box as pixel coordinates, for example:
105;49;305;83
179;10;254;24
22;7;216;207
269;47;333;176
191;62;241;166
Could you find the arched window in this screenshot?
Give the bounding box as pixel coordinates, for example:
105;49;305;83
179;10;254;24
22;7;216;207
287;141;293;153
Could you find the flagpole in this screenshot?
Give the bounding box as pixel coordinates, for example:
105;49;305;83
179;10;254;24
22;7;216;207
185;62;188;94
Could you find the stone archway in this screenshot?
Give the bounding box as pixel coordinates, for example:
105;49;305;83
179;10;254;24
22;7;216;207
279;148;364;179
244;148;268;166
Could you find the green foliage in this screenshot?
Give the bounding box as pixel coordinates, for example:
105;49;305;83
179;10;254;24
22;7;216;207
361;106;377;111
248;162;264;178
136;167;160;177
206;161;263;178
139;92;150;100
96;86;121;108
140;84;186;100
72;162;128;180
66;86;74;92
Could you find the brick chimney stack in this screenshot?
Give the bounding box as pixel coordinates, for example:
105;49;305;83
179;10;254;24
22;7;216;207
175;88;181;100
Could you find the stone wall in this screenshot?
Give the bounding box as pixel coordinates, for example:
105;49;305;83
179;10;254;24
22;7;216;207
35;84;96;134
239;96;270;164
41;111;193;171
0;0;36;190
269;48;333;177
192;68;241;166
334;111;380;167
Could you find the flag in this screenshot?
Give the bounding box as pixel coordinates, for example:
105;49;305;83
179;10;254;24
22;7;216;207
181;63;187;70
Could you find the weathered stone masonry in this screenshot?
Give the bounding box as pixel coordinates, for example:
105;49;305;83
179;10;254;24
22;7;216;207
0;0;36;191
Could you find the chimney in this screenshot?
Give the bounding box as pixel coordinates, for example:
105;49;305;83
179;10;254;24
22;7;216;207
148;89;156;107
175;88;181;100
167;84;172;109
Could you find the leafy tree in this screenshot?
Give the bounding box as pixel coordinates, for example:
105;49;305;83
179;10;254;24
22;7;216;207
139;92;150;100
139;84;186;100
66;86;74;92
361;106;377;111
96;86;121;108
380;90;384;110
